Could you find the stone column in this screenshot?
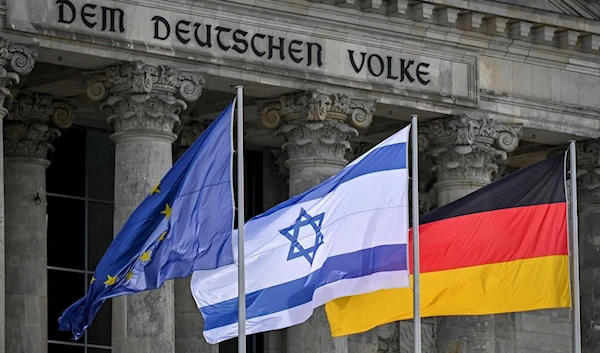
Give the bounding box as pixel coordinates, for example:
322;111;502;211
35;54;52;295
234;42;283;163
85;61;204;353
260;90;375;353
418;114;522;353
0;38;36;353
172;118;215;353
4;93;73;353
575;141;600;353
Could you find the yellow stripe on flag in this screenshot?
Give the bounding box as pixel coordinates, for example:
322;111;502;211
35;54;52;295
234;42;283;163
325;255;571;337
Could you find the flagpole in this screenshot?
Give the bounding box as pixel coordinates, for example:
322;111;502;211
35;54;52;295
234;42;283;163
236;86;247;353
411;114;421;353
569;140;581;353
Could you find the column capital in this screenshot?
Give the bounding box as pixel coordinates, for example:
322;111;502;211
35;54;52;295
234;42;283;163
576;140;600;207
173;118;207;161
0;37;38;119
260;91;376;166
419;114;522;184
4;93;74;160
85;61;205;141
260;90;376;130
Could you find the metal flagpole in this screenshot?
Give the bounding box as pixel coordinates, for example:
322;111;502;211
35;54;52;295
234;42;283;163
569;140;581;353
236;86;247;353
411;114;421;353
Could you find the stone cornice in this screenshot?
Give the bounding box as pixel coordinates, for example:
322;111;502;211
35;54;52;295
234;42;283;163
303;0;600;54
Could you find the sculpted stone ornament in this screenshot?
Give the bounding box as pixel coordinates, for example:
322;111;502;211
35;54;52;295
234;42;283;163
419;114;522;184
4;93;74;159
85;61;205;140
0;38;37;119
576;141;600;206
260;91;375;165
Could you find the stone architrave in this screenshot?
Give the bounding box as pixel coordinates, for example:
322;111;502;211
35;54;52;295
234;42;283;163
260;90;375;353
85;61;204;353
171;117;214;353
417;114;522;353
4;93;74;353
576;140;600;353
0;37;36;353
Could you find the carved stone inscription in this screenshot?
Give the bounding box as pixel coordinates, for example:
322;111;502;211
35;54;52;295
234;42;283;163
6;0;475;101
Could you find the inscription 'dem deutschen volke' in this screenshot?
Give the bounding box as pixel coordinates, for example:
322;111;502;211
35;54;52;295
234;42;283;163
55;0;431;86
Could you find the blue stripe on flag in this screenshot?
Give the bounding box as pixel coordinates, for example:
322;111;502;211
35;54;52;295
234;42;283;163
253;142;407;221
201;243;408;330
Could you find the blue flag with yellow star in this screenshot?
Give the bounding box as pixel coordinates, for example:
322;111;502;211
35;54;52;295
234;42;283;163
58;101;236;340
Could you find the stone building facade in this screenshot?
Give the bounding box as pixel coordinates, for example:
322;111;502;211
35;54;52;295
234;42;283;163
0;0;599;352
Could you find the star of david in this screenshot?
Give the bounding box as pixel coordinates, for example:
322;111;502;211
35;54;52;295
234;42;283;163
279;208;325;264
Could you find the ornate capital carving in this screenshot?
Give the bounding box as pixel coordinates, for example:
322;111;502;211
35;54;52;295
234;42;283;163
85;61;205;140
277;120;358;165
419;114;522;184
576;140;600;206
4;93;74;159
260;91;376;130
0;38;37;119
173;119;207;161
260;91;375;166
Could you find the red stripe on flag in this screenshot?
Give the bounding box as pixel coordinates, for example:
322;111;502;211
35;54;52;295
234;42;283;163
409;202;568;274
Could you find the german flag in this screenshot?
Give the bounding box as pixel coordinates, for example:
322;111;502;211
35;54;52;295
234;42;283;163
324;154;570;336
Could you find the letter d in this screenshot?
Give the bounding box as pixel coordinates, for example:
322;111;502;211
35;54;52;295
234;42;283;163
56;0;76;24
152;16;171;40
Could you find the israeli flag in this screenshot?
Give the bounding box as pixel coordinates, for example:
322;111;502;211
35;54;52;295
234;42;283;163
191;125;411;343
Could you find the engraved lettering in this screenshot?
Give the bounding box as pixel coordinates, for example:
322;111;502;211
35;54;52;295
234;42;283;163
232;29;248;54
152;16;170;40
175;20;191;44
56;0;76;24
416;62;430;85
81;4;97;29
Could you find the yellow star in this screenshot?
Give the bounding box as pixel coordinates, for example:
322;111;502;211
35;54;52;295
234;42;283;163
158;231;168;242
150;182;161;195
104;274;117;286
140;251;152;263
90;276;96;285
161;204;172;219
125;270;133;281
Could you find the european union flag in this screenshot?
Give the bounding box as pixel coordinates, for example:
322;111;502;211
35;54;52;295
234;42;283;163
59;102;236;339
